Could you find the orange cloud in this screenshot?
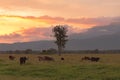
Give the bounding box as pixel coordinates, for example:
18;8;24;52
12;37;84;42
0;15;120;34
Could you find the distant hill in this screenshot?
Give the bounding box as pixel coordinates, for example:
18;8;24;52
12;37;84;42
0;41;56;51
67;32;120;50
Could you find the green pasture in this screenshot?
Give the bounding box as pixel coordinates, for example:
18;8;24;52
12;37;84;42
0;53;120;80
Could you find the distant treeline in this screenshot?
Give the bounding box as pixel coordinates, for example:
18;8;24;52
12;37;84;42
0;48;57;54
0;49;120;54
65;49;120;54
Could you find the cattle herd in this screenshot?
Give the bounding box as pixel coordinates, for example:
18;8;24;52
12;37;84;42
8;55;100;65
81;56;100;62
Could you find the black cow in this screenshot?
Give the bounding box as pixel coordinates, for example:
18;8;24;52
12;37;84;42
90;57;100;62
20;57;28;65
61;57;64;60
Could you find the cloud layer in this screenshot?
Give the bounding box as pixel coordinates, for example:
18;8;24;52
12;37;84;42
1;21;120;43
0;15;120;43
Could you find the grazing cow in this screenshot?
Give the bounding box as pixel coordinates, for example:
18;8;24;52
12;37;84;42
44;56;54;61
81;56;91;61
9;55;15;60
81;56;100;62
90;57;100;62
20;57;28;65
38;56;44;61
61;57;64;60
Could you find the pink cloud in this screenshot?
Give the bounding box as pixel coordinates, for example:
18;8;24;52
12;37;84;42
37;16;120;25
0;27;53;43
66;17;120;25
22;15;120;25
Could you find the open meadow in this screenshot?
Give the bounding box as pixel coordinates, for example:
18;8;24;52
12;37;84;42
0;53;120;80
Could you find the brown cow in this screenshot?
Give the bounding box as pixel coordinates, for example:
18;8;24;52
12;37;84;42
81;56;91;61
37;56;54;61
9;55;15;60
44;56;54;61
38;56;44;61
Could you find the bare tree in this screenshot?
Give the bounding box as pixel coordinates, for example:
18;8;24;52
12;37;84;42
52;25;68;56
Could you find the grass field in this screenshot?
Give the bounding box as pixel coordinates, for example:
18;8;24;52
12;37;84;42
0;53;120;80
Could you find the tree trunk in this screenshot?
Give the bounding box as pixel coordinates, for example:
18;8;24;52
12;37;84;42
58;46;62;56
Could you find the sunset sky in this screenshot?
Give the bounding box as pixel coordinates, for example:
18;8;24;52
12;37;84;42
0;0;120;43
